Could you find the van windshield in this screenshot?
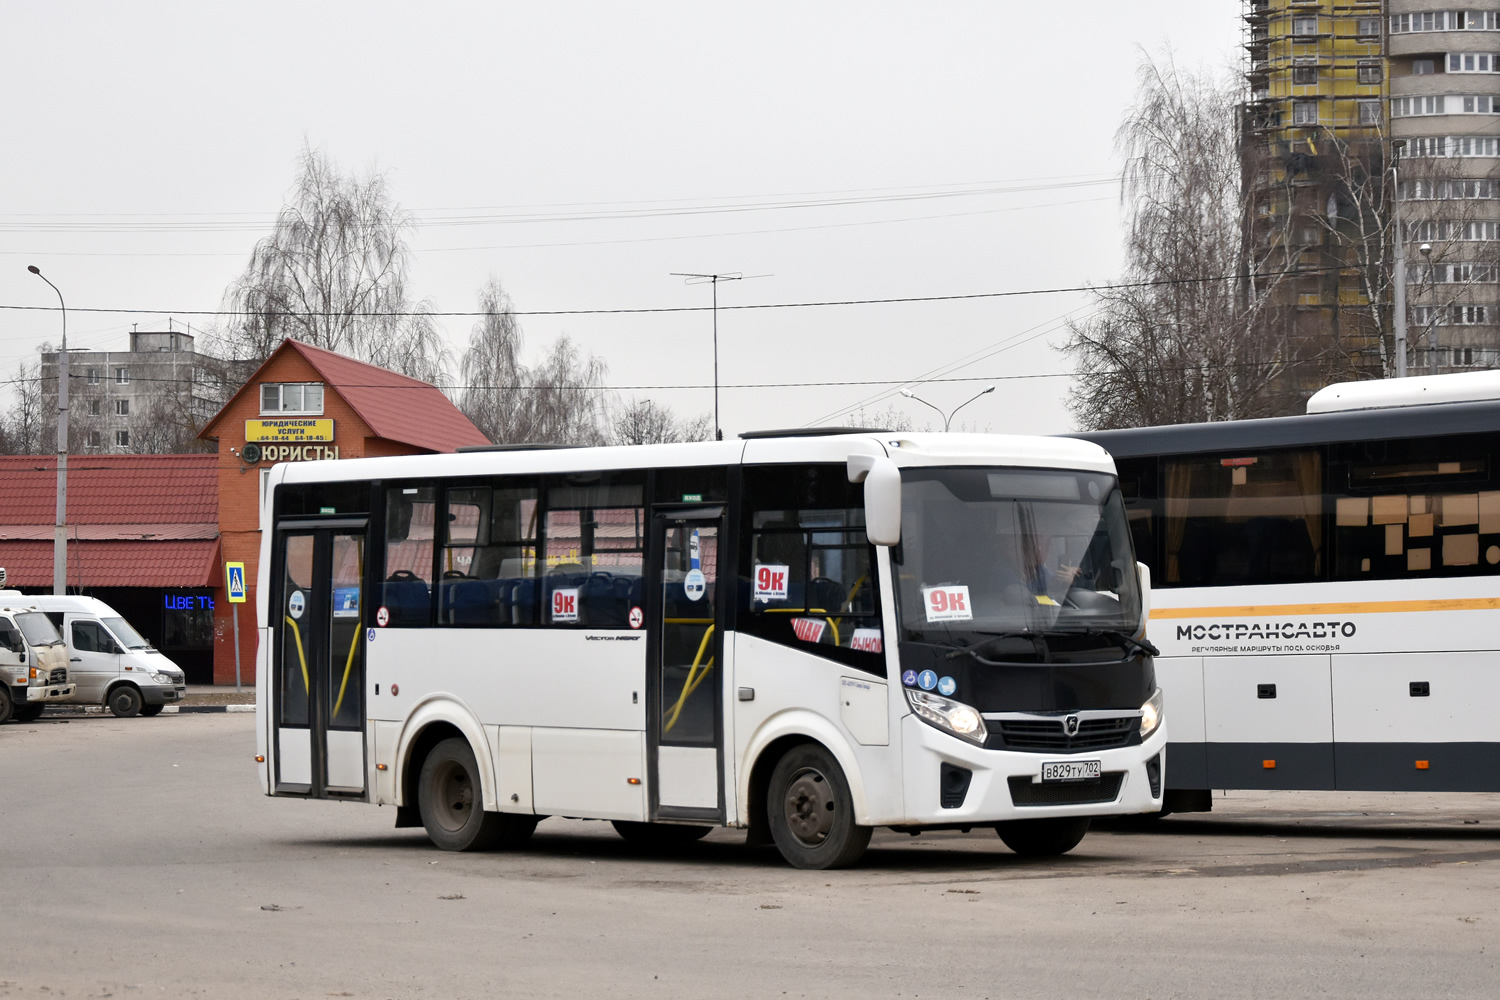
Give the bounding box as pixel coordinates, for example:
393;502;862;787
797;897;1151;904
103;617;152;650
14;612;63;647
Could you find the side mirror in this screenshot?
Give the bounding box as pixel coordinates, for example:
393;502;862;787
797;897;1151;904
0;629;23;654
848;454;902;547
1136;561;1152;639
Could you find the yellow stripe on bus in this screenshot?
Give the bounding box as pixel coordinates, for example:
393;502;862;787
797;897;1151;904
1150;597;1500;619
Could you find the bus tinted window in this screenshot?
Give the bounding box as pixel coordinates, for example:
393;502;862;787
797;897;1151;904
382;486;436;626
1163;450;1323;587
439;483;539;626
542;474;645;627
740;465;884;670
1332;438;1500;579
1114;456;1159;580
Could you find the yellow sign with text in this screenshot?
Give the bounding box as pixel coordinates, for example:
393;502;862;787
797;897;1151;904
245;418;335;443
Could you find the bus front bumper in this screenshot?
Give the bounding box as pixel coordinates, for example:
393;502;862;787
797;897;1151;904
17;682;77;704
897;714;1167;826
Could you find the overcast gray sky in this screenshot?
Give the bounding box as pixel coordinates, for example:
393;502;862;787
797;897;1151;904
2;1;1241;438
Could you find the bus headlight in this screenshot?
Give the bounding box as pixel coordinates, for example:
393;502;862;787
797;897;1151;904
906;688;988;745
1139;688;1164;739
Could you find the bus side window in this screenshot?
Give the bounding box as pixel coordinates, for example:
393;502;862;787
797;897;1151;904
739;465;884;671
381;486;437;627
1332;439;1497;579
438;483;540;627
542;473;646;628
1113;456;1159;579
1162;450;1323;587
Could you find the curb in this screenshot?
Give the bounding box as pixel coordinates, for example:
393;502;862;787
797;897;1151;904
49;704;256;716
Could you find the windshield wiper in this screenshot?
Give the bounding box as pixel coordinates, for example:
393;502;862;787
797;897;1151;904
946;630;1048;663
1066;628;1159;658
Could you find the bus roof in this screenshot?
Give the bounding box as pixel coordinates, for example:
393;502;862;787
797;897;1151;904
1307;371;1500;413
273;431;1118;485
1072;397;1500;459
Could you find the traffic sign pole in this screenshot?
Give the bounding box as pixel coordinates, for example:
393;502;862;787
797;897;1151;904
226;562;248;693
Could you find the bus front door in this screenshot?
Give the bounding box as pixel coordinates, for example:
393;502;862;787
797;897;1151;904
272;525;368;799
651;509;725;822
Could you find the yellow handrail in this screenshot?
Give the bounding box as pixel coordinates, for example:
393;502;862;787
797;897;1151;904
664;624;715;732
332;626;360;719
284;615;309;694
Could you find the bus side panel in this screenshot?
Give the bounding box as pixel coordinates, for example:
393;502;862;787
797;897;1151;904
1155;656;1209;789
731;634;900;824
1333;650;1500;791
1203;654;1335;789
532;728;646;821
257;625;272;795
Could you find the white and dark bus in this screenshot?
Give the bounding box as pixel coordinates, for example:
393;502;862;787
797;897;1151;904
1077;372;1500;811
254;430;1166;868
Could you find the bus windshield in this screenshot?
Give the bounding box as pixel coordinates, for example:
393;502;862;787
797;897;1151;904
103;616;153;650
895;467;1141;642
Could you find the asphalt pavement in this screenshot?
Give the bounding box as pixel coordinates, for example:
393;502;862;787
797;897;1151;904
2;712;1497;999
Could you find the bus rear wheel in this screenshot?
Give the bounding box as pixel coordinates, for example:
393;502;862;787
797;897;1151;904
767;744;871;870
611;821;712;848
995;817;1091;857
418;737;504;852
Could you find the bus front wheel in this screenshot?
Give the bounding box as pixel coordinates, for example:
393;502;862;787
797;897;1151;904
418;737;505;852
767;744;872;870
995;817;1090;857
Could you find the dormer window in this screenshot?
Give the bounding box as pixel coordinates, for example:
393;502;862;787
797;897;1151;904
260;382;325;415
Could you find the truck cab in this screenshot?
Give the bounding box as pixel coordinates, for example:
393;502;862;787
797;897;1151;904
0;597;75;724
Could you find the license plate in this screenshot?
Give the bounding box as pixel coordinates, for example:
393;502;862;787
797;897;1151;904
1041;759;1102;783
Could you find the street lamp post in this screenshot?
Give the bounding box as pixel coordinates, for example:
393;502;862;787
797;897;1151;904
1420;241;1438;375
27;265;68;595
1391;139;1409;378
900;385;996;431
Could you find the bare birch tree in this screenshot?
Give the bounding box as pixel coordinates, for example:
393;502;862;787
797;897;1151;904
458;278;610;445
1064;56;1294;429
610;398;712;445
211;144;449;383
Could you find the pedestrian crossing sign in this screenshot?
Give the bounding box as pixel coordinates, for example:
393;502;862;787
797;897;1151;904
226;562;247;603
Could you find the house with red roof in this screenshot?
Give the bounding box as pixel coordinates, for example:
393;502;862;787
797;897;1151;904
198;339;488;684
0;454;222;680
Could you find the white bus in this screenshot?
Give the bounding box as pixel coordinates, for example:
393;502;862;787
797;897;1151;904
254;430;1166;868
1077;371;1500;812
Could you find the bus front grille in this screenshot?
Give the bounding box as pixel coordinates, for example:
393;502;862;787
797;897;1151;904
49;668;67;685
1008;772;1124;807
994;716;1137;753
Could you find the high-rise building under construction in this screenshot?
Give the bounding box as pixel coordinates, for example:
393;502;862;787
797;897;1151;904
1242;1;1500;399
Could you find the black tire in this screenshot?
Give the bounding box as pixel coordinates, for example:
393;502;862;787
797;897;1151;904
611;821;713;848
995;817;1091;857
108;685;143;719
139;704;164;718
766;743;872;870
417;737;504;852
14;704;45;723
0;686;13;725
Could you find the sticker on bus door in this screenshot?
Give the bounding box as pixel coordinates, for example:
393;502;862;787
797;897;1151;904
753;564;789;602
922;585;972;622
552;588;580;623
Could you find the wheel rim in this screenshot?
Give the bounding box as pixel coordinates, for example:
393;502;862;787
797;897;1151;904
430;759;474;833
112;691;136;714
783;767;836;847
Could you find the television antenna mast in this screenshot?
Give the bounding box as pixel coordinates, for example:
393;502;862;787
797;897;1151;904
671;271;769;440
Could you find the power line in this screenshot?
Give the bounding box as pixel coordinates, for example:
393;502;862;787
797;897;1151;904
0;264;1349;319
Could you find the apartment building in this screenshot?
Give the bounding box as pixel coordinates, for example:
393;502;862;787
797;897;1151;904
38;327;223;453
1388;3;1500;371
1242;2;1500;398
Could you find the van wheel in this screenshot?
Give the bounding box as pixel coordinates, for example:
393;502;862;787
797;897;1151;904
14;704;45;723
611;821;713;847
418;737;503;852
995;817;1091;856
139;704;164;718
767;744;872;870
108;686;143;718
0;687;12;724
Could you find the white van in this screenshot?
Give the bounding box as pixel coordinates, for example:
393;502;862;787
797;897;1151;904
0;596;75;724
16;595;188;718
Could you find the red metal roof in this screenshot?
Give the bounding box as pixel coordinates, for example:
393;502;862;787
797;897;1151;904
200;340;490;453
0;455;219;525
0;538;220;588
